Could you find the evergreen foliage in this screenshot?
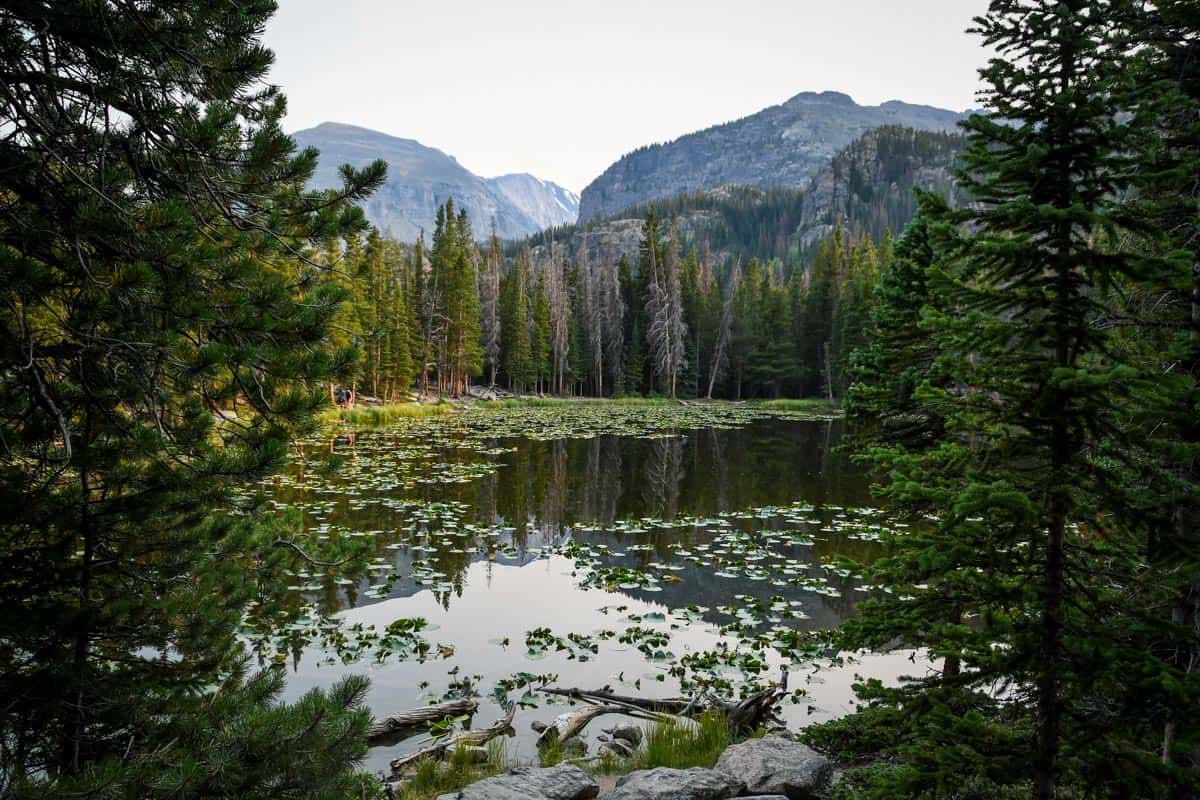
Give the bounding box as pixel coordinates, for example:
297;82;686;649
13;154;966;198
824;2;1200;797
0;1;384;795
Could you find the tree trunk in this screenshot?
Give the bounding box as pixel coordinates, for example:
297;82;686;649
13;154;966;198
65;414;93;775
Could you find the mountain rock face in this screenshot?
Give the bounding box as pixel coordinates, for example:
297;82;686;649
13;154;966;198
529;127;965;274
291;122;578;241
796;125;967;248
578;91;969;222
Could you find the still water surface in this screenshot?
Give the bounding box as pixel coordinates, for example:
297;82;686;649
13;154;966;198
254;409;916;775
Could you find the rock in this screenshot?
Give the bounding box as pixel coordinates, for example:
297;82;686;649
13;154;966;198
531;720;549;733
607;767;744;800
714;735;832;800
434;763;598;800
598;738;634;758
605;723;643;746
561;736;587;755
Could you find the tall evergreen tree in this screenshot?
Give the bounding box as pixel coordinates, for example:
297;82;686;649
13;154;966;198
500;247;534;392
821;3;1199;797
480;223;503;387
618;254;644;395
0;2;385;795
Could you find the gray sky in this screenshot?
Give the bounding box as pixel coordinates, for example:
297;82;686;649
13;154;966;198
265;0;990;193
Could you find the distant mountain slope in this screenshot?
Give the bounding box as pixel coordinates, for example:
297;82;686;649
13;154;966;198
486;173;579;234
525;126;966;272
291;122;578;241
797;125;967;248
578;91;969;222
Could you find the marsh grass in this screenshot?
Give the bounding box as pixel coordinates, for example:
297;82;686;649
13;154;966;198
395;739;511;800
318;402;453;426
486;396;678;409
588;712;740;776
748;398;841;413
631;711;733;770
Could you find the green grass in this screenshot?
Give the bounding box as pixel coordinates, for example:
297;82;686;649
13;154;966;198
317;402;454;426
485;396;679;409
588;712;737;775
747;398;841;412
395;740;512;800
631;712;733;771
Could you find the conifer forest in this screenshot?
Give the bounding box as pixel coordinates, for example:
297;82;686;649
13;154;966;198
1;2;1198;800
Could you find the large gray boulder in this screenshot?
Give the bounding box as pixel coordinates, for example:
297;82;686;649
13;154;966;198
434;763;598;800
606;766;744;800
714;735;832;799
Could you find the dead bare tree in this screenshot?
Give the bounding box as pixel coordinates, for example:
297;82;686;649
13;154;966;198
707;258;740;399
646;217;687;397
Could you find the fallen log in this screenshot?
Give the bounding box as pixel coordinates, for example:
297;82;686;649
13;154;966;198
538;703;626;746
542;667;788;734
539;687;696;715
366;698;479;747
388;703;516;776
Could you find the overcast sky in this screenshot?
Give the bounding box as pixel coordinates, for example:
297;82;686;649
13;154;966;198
264;0;990;193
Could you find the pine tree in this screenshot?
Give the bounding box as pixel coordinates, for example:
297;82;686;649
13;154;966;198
1119;0;1200;776
729;258;764;400
0;2;385;794
618;254;643;395
820;3;1195;797
500;245;534;393
847;191;952;453
480;223;503;387
410;233;431;394
797;226;843;399
602;249;626;397
446;207;483;394
383;235;415;398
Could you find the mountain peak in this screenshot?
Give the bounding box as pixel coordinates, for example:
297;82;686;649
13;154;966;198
784;90;857;107
290;123;578;240
578;90;968;221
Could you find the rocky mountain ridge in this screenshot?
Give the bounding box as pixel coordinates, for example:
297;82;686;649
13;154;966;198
527;126;966;272
291;122;579;241
578;91;969;222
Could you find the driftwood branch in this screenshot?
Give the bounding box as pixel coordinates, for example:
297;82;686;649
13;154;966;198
272;538;349;567
542;667;789;734
366;698;479;747
388;703;516;776
539;687;695;715
727;666;789;732
538;704;627;746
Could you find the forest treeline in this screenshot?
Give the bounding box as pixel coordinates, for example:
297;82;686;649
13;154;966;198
339;201;886;401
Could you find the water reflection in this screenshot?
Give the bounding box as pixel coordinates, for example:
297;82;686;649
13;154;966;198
260;416;894;774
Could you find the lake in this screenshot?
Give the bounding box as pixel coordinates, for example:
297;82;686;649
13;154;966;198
244;403;917;776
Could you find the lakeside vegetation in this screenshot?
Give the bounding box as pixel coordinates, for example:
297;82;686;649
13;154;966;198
319;396;842;427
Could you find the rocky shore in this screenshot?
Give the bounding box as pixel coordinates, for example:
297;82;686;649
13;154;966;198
431;733;834;800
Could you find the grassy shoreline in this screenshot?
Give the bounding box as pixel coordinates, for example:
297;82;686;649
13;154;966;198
319;396;841;427
395;712;745;800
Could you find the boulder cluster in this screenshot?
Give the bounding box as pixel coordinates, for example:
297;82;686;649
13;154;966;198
433;734;833;800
